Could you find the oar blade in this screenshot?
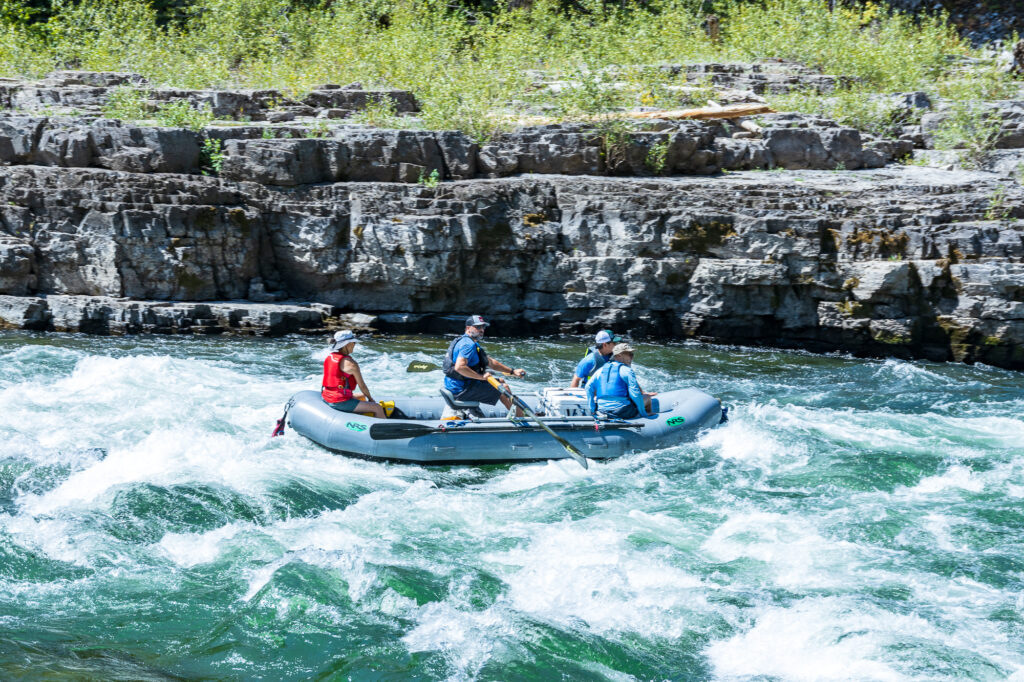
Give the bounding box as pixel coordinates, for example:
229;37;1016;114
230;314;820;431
406;361;440;373
558;439;588;468
369;422;437;440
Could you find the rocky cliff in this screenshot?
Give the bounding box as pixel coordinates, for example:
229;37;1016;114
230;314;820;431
0;70;1021;370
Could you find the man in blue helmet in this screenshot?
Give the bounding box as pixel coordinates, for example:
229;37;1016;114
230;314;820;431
443;315;526;411
586;342;657;420
570;329;621;388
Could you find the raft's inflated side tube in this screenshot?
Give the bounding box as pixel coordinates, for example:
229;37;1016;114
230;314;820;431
286;388;723;464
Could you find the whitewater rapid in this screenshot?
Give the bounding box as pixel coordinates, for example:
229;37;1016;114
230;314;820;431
1;331;1023;680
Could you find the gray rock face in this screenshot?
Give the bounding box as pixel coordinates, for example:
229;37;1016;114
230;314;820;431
0;295;342;335
0;71;420;122
0;164;1021;369
659;61;856;95
0;237;35;295
302;88;419;114
0;113;906;183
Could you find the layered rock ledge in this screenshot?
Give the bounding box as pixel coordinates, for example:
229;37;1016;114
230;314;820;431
1;163;1021;369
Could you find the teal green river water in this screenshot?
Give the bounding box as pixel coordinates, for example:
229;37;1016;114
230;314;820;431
1;331;1023;680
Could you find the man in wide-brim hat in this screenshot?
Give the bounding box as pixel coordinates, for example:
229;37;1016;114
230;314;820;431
585;342;657;420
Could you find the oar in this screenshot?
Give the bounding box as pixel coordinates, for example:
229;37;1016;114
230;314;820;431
485;376;588;469
406;360;512;376
369;419;641;441
369;422;438;440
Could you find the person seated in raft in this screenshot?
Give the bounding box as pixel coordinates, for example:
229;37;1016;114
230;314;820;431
322;330;386;419
570;329;622;388
586;342;659;419
443;315;526;414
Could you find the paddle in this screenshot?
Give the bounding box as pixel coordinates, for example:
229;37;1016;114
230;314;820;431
406;360;512;376
485;375;588;469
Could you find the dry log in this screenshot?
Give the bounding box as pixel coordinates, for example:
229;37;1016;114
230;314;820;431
627;103;774;120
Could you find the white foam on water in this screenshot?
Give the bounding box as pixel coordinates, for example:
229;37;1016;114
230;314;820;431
624;509;704;551
20;429;263;516
707;597;921;681
801;408;929;454
483;458;593;493
909;465;985;495
242;559;287;602
702;511;863;590
402;601;515;680
697;410;803;468
490;521;707;638
873;358;950;388
920;513;967;553
895;573;1024;676
158;522;255;568
1;514;114;567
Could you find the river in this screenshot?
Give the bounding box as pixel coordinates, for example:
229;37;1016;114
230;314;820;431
1;331;1022;680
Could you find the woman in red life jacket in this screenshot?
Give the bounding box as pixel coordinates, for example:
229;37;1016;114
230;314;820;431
322;330;386;419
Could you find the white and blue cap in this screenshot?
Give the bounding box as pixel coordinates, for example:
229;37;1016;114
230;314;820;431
330;329;358;350
595;329;622;344
465;315;490;328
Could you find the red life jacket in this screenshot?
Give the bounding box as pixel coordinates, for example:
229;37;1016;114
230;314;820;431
322;352;356;403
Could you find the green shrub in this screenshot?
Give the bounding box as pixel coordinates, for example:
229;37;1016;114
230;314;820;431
645;139;669;175
305;119;330;138
719;0;965;91
418;167;440;188
984;184;1010;220
102;85;150;122
156;99;214;131
350;95;404;129
932;100;1003;168
200;136;224;175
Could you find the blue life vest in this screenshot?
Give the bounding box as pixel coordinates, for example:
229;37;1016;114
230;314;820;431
443;335;489;387
578;345;609;387
593;361;629;398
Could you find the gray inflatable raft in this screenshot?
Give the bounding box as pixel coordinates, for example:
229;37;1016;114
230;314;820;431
285;387;725;464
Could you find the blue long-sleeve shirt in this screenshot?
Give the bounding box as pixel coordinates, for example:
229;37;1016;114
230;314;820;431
586;362;649;417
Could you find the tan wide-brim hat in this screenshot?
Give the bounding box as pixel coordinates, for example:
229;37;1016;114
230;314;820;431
612;342;636;355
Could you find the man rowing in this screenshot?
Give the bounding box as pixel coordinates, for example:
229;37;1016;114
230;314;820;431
443;315;526;414
586;342;658;419
570;329;622;388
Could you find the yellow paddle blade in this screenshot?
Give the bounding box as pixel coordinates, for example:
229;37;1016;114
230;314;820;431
407;361;439;372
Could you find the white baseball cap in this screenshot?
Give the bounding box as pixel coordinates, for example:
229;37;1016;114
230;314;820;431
595;329;622;344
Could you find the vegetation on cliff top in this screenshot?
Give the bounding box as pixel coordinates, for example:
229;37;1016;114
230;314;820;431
0;0;1016;137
